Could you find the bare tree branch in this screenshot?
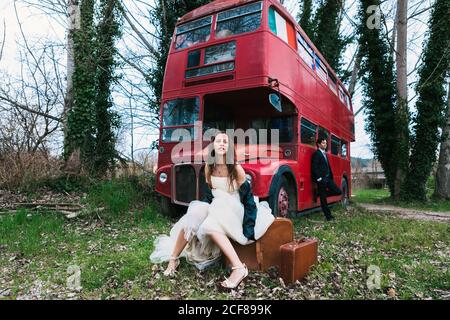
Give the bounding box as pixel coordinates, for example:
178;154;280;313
0;20;5;62
0;94;61;122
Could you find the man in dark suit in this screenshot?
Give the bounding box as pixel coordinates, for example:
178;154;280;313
311;135;342;221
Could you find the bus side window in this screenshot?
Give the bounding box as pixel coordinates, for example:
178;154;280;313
331;135;340;156
297;33;314;69
300;118;317;147
341;141;348;158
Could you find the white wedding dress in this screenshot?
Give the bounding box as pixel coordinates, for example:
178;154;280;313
150;176;275;270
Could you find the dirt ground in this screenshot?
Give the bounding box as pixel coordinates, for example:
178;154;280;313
357;203;450;223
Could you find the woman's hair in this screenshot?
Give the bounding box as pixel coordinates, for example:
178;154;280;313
205;130;238;192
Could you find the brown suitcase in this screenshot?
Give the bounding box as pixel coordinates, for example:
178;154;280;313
280;238;318;284
225;217;293;271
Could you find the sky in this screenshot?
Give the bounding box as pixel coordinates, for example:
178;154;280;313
0;0;433;161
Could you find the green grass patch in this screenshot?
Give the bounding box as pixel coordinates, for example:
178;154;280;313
352;188;450;213
84;176;156;219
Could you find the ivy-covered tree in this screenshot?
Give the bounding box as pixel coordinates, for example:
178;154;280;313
65;0;97;169
147;0;211;120
401;0;450;201
64;0;123;177
357;0;399;195
297;0;314;39
92;0;123;176
313;0;350;79
434;85;450;199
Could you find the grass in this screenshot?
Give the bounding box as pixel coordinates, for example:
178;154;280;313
352;188;450;213
0;179;449;300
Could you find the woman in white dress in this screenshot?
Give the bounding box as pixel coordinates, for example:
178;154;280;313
150;131;275;289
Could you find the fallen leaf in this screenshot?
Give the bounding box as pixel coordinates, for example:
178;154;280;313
387;288;396;297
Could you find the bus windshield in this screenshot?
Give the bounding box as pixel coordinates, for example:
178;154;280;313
162;97;199;127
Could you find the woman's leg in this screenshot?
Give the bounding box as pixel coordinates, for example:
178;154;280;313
208;232;247;285
165;201;209;274
164;229;188;274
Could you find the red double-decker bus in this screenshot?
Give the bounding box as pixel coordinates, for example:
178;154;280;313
155;0;355;218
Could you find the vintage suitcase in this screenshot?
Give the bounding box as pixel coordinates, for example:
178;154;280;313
225;217;293;271
280;238;318;284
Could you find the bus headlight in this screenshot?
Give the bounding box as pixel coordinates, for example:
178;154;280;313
159;172;168;183
245;173;252;183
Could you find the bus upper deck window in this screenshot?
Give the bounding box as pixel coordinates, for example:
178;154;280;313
268;7;296;48
297;33;314;69
175;16;212;50
215;1;262;39
339;87;345;104
328;72;337;95
204;41;236;64
315;56;327;84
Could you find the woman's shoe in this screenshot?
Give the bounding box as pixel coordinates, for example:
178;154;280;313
163;256;180;277
221;264;248;290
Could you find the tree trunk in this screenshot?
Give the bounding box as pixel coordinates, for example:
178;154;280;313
435;84;450;199
390;1;398;57
348;47;362;98
64;0;79;142
393;0;408;199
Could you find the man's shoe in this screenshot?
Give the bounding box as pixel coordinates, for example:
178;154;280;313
326;215;335;221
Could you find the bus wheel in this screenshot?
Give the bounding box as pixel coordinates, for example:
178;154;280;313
161;196;185;218
341;178;349;210
270;176;296;218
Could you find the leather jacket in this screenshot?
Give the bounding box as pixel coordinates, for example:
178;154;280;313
201;180;257;241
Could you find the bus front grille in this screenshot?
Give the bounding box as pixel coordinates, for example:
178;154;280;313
174;164;196;204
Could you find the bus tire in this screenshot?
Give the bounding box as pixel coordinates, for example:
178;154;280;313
341;178;349;209
161;196;185;219
269;175;296;218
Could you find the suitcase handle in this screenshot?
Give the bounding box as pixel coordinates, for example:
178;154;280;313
294;236;306;244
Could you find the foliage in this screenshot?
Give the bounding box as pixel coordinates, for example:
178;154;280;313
91;0;123;176
357;0;398;196
313;0;351;79
35;174;94;193
401;0;450;201
64;0;123;177
86;176;157;218
65;0;97;170
297;0;314;39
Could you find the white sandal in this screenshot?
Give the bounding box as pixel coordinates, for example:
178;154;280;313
163;256;180;277
221;264;248;289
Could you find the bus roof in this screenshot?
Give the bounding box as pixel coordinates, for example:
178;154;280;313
176;0;351;99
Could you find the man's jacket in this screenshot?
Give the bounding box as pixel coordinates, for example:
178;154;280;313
311;149;334;182
201;179;257;241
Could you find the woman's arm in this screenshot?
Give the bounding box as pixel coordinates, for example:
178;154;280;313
236;164;246;187
201;165;213;204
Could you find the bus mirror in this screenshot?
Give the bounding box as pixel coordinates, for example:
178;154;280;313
269;93;282;112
